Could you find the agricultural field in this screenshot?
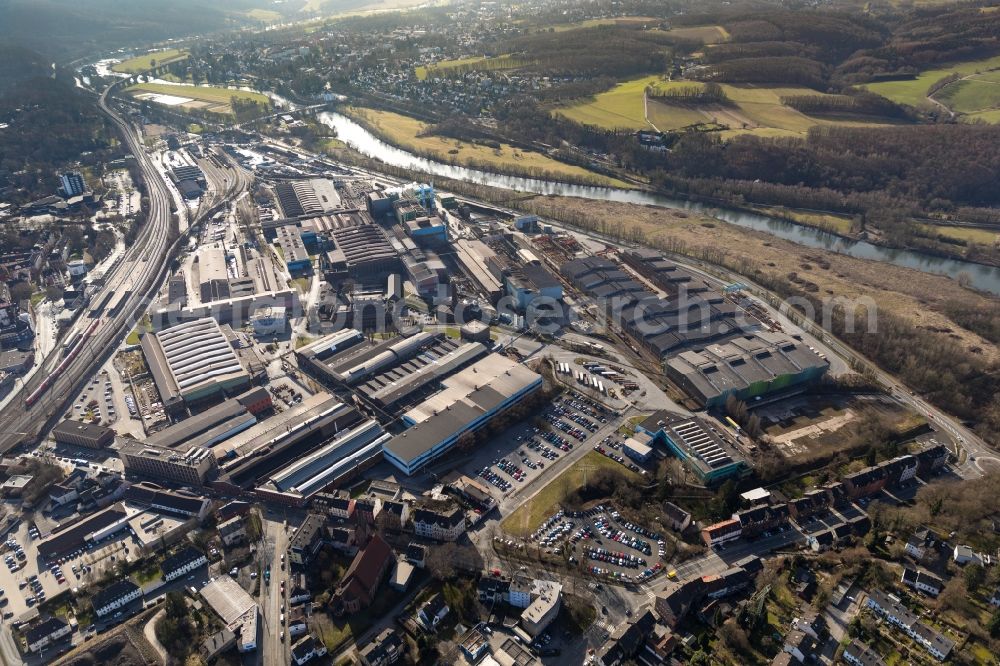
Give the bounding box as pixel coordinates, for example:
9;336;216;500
347;107;628;186
126;82;270;115
920;224;1000;246
664;24;730;44
112;48;188;74
245;8;282;21
556;76;892;135
861;54;1000;109
543;16;662;32
934;75;1000;116
554;75;665;129
415;54;528;81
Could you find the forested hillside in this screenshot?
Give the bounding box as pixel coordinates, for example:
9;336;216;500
0;50;114;202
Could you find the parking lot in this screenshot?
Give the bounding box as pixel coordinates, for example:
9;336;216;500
525;505;669;586
469;392;618;501
0;514;151;625
70;370;118;427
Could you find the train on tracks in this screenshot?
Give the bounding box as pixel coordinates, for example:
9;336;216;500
25;319;100;407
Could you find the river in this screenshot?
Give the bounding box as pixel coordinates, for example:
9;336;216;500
317;110;1000;296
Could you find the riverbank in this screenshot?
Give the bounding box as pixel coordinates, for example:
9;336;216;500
340;106;633;189
315;109;1000;292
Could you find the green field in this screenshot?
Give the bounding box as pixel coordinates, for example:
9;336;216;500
557;76;891;135
664;24;730;44
245;8;282;21
862;55;1000;108
935;76;1000;115
501;451;641;537
921;224;1000;245
126;82;270;115
543;16;662;32
415;54;527;80
112;48;188;74
555;75;666;129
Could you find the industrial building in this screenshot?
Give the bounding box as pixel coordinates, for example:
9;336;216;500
51;420;115;448
119;440;219;485
275;224;311;272
666;331;830;408
621;248;714;296
298;331;438;387
504;253;562;311
638;412;748;485
141;318;251;410
324;223;401;283
454;239;503;302
256;419;391;505
215;395;363;491
200;575;259;653
356;339;487;410
145;387;271;451
561;255;752;358
383;354;543;475
274;179;341;218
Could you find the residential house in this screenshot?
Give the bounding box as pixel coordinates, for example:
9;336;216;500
905;528;937;562
218;516;246;547
954;544;982;566
353;497;381;526
92;580;142;617
289;575;312;606
378;500;409;531
901;568;944;597
701;567;751;601
405;543;426;568
866;589;954;661
734;504;789;538
843;640;886;666
842;466;887;500
412;504;466;542
360;628;404;666
595;610;656;666
161;546;207;582
289;514;326;565
662;502;692;532
782;629;815;663
700;518;742;548
990;587;1000;607
288;606;308;638
914;442;949;476
291;636;328;665
880;455;918;487
791;610;825;640
328;526;359;555
332;534;394;614
25;617;72;653
417;593;450;631
313;491;354;521
655;579;702;628
788;490;829;522
478;576;511;606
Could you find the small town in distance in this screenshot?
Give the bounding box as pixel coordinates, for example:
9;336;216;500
0;1;998;665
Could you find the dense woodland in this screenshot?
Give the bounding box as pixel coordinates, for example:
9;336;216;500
652;125;1000;214
0;51;115;203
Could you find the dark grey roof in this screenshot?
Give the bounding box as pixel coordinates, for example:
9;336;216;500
92;579;140;610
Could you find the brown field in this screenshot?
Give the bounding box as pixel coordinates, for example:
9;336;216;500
666;25;731;44
518;195;999;361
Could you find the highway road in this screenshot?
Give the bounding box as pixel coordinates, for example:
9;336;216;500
0;83;177;454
